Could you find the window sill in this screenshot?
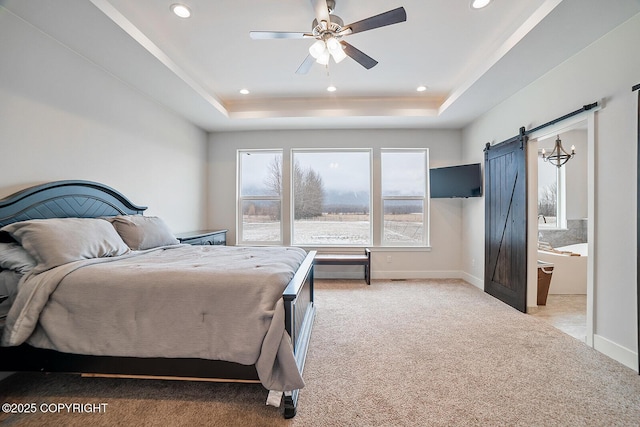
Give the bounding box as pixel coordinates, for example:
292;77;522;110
297;245;432;253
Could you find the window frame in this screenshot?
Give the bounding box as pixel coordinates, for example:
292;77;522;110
235;147;432;249
537;154;567;230
236;149;284;246
290;148;373;247
380;148;430;247
556;165;567;229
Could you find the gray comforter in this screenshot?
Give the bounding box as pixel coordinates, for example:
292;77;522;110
1;245;307;391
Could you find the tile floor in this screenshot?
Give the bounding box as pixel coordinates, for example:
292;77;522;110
530;294;587;342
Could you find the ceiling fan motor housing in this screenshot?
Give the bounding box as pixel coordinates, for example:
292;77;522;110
311;15;344;40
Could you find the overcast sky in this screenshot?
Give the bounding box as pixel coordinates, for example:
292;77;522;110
240;150;426;195
294;151;370;192
538;156;558;194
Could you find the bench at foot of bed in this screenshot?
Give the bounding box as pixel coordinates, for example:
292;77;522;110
314;248;371;285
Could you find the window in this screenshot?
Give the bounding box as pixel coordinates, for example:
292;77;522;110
237;148;430;248
237;150;282;244
381;149;428;246
537;155;566;229
291;150;371;246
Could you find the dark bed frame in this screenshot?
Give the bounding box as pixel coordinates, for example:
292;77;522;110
0;180;316;418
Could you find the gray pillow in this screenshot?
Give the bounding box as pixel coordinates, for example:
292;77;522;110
108;215;179;250
0;242;37;274
1;218;130;273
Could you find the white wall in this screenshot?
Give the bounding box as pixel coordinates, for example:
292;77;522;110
0;8;208;233
208;129;464;278
461;13;640;369
562;130;588;220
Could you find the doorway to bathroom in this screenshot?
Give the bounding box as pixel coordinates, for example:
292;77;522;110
527;112;596;346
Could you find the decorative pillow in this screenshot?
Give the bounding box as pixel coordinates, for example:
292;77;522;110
0;242;37;274
1;218;130;273
108;215;179;250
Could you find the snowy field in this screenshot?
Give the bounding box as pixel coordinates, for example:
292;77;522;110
242;214;423;245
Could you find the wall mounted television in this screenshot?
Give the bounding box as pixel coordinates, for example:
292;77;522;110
430;163;483;198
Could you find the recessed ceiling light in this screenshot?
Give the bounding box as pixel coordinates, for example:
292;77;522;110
239;89;250;95
327;85;337;92
417;85;427;92
170;4;191;18
471;0;492;9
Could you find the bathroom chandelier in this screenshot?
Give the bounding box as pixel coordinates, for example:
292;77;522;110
541;135;575;168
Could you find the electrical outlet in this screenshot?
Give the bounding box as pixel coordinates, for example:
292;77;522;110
472;258;476;267
386;255;392;263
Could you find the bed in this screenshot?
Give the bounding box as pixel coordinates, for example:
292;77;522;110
0;180;315;418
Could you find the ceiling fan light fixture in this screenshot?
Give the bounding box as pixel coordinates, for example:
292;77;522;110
330;47;347;63
170;3;191;18
316;49;331;65
470;0;492;9
326;37;340;50
308;39;326;59
326;37;346;63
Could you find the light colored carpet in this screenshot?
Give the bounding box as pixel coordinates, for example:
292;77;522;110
1;279;639;426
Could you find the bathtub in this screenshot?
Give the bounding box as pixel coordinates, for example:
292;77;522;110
537;243;587;294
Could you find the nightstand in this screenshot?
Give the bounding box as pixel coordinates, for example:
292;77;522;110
175;230;227;246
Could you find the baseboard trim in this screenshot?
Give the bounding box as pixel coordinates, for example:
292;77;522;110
593;334;638;372
460;272;483;289
315;271;370;280
316;270;470;281
373;270;464;280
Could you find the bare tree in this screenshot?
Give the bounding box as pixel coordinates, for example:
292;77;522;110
265;156;282;196
264;157;325;219
538;182;557;217
256;156;282;220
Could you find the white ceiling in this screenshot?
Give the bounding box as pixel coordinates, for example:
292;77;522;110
3;0;640;132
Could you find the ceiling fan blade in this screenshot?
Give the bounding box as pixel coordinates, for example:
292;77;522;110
310;0;330;25
296;54;316;74
340;41;378;70
343;7;407;35
250;31;312;40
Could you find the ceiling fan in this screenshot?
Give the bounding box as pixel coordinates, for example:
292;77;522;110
249;0;407;74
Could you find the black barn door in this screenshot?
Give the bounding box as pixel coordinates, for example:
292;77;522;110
484;129;528;312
